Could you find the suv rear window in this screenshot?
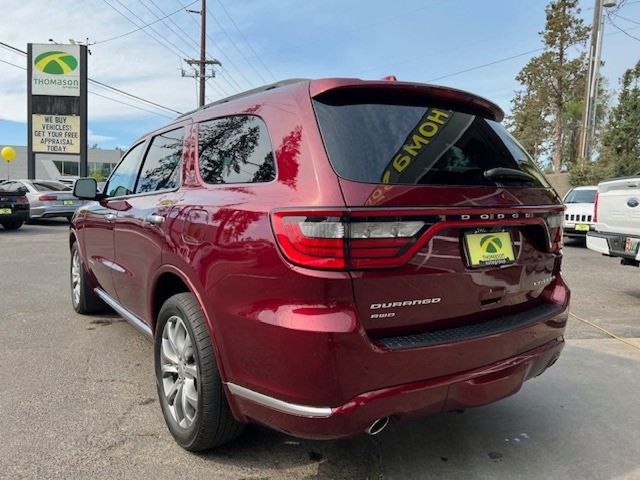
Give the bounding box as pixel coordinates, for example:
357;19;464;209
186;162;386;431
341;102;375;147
313;97;548;188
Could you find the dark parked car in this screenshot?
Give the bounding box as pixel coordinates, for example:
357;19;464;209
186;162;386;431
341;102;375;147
70;78;570;451
0;183;30;230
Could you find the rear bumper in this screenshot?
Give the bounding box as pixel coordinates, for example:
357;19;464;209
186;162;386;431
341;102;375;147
221;276;569;439
226;336;564;439
0;209;29;223
587;231;640;261
30;205;78;219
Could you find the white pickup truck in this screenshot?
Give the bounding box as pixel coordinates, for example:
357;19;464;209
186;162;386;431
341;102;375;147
587;174;640;267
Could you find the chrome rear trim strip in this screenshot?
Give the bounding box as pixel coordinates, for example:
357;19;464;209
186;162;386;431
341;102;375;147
94;288;153;339
225;383;333;418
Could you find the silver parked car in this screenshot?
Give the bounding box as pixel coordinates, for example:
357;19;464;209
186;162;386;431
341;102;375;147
0;179;86;221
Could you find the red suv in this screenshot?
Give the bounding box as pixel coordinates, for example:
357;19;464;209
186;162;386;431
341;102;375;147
70;78;569;451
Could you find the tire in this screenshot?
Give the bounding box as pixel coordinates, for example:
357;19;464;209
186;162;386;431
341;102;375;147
1;219;24;230
70;242;106;314
155;292;244;451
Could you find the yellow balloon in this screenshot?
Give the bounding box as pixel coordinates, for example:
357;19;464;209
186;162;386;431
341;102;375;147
1;146;16;162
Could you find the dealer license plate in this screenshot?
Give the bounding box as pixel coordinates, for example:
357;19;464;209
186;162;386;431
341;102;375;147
63;200;75;205
0;208;11;215
575;224;590;232
464;230;516;268
624;237;640;255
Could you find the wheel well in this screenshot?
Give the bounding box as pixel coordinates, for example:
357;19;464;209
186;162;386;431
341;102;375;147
152;272;190;331
69;232;76;249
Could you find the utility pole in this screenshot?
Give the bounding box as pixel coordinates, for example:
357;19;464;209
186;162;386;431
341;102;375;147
578;0;616;165
199;0;206;107
183;0;220;107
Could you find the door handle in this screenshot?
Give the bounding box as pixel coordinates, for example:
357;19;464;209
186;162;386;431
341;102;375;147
144;214;165;226
105;213;116;222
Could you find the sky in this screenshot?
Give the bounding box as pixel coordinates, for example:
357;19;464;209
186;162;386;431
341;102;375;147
1;0;639;150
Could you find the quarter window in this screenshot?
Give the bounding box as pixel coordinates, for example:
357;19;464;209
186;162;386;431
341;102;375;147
136;127;184;193
106;142;145;198
198;115;275;184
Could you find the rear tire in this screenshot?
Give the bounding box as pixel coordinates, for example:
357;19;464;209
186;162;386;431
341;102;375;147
70;242;106;314
1;219;24;230
155;292;244;451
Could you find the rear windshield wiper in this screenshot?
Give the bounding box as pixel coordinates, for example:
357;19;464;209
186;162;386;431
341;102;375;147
484;167;535;183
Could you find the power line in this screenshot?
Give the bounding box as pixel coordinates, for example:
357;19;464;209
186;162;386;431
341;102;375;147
205;7;267;85
0;57;26;70
176;0;256;90
607;20;640;41
423;24;640;84
88;90;174;118
137;0;236;97
0;40;182;115
94;0;198;45
101;0;190;60
0;56;174;119
214;0;276;82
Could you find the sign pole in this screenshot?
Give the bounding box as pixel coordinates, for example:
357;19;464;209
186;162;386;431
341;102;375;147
79;45;88;178
27;43;35;180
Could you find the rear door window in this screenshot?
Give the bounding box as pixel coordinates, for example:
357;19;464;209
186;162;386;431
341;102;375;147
198;115;275;184
313;97;549;188
136;127;184;193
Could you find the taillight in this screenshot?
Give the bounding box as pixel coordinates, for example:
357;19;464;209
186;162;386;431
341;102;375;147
38;194;57;201
593;191;599;223
16;196;29;204
546;213;563;251
271;210;427;270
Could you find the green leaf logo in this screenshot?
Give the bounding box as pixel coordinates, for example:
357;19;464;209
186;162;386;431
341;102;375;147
34;51;78;75
480;234;503;254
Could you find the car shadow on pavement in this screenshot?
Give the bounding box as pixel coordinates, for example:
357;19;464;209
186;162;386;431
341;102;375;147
196;424;377;479
373;342;640;480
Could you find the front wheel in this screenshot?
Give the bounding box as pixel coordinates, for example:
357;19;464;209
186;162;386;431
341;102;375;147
70;243;105;314
155;293;244;451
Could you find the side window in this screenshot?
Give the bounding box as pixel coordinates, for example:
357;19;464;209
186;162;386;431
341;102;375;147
136;127;184;194
106;142;146;197
198;115;275;184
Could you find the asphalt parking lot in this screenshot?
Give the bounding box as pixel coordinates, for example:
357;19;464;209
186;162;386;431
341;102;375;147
1;222;639;480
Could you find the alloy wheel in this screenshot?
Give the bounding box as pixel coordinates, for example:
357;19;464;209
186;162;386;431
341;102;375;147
160;315;199;429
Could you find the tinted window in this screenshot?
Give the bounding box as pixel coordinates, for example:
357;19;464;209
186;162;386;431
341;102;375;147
106;142;145;197
564;189;596;203
0;182;24;192
136;128;184;193
313;99;549;188
198;115;275;184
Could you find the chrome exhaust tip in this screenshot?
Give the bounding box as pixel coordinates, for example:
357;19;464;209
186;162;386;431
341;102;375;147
365;417;389;435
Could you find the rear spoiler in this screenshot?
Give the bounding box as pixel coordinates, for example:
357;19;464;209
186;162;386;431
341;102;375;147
309;78;504;122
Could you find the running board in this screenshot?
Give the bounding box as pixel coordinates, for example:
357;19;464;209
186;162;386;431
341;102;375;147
94;288;153;339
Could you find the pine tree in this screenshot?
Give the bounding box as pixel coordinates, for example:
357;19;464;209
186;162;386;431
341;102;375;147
599;60;640;177
508;0;589;171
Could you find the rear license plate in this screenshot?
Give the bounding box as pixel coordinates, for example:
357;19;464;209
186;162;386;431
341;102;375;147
0;208;11;215
63;200;75;206
624;237;640;254
575;224;590;232
464;230;516;268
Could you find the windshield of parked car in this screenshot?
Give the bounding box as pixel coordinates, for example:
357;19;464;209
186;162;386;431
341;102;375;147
30;181;72;192
564;189;596;204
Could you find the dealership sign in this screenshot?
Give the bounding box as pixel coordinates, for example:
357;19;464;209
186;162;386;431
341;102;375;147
32;114;80;153
27;42;87;177
31;44;80;97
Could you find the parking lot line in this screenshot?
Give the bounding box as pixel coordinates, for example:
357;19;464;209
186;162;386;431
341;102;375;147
569;311;640;351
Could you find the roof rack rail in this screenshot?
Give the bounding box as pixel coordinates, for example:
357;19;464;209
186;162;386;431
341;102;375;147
177;78;309;118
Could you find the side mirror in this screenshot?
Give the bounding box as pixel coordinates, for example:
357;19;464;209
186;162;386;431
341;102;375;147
74;177;98;200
